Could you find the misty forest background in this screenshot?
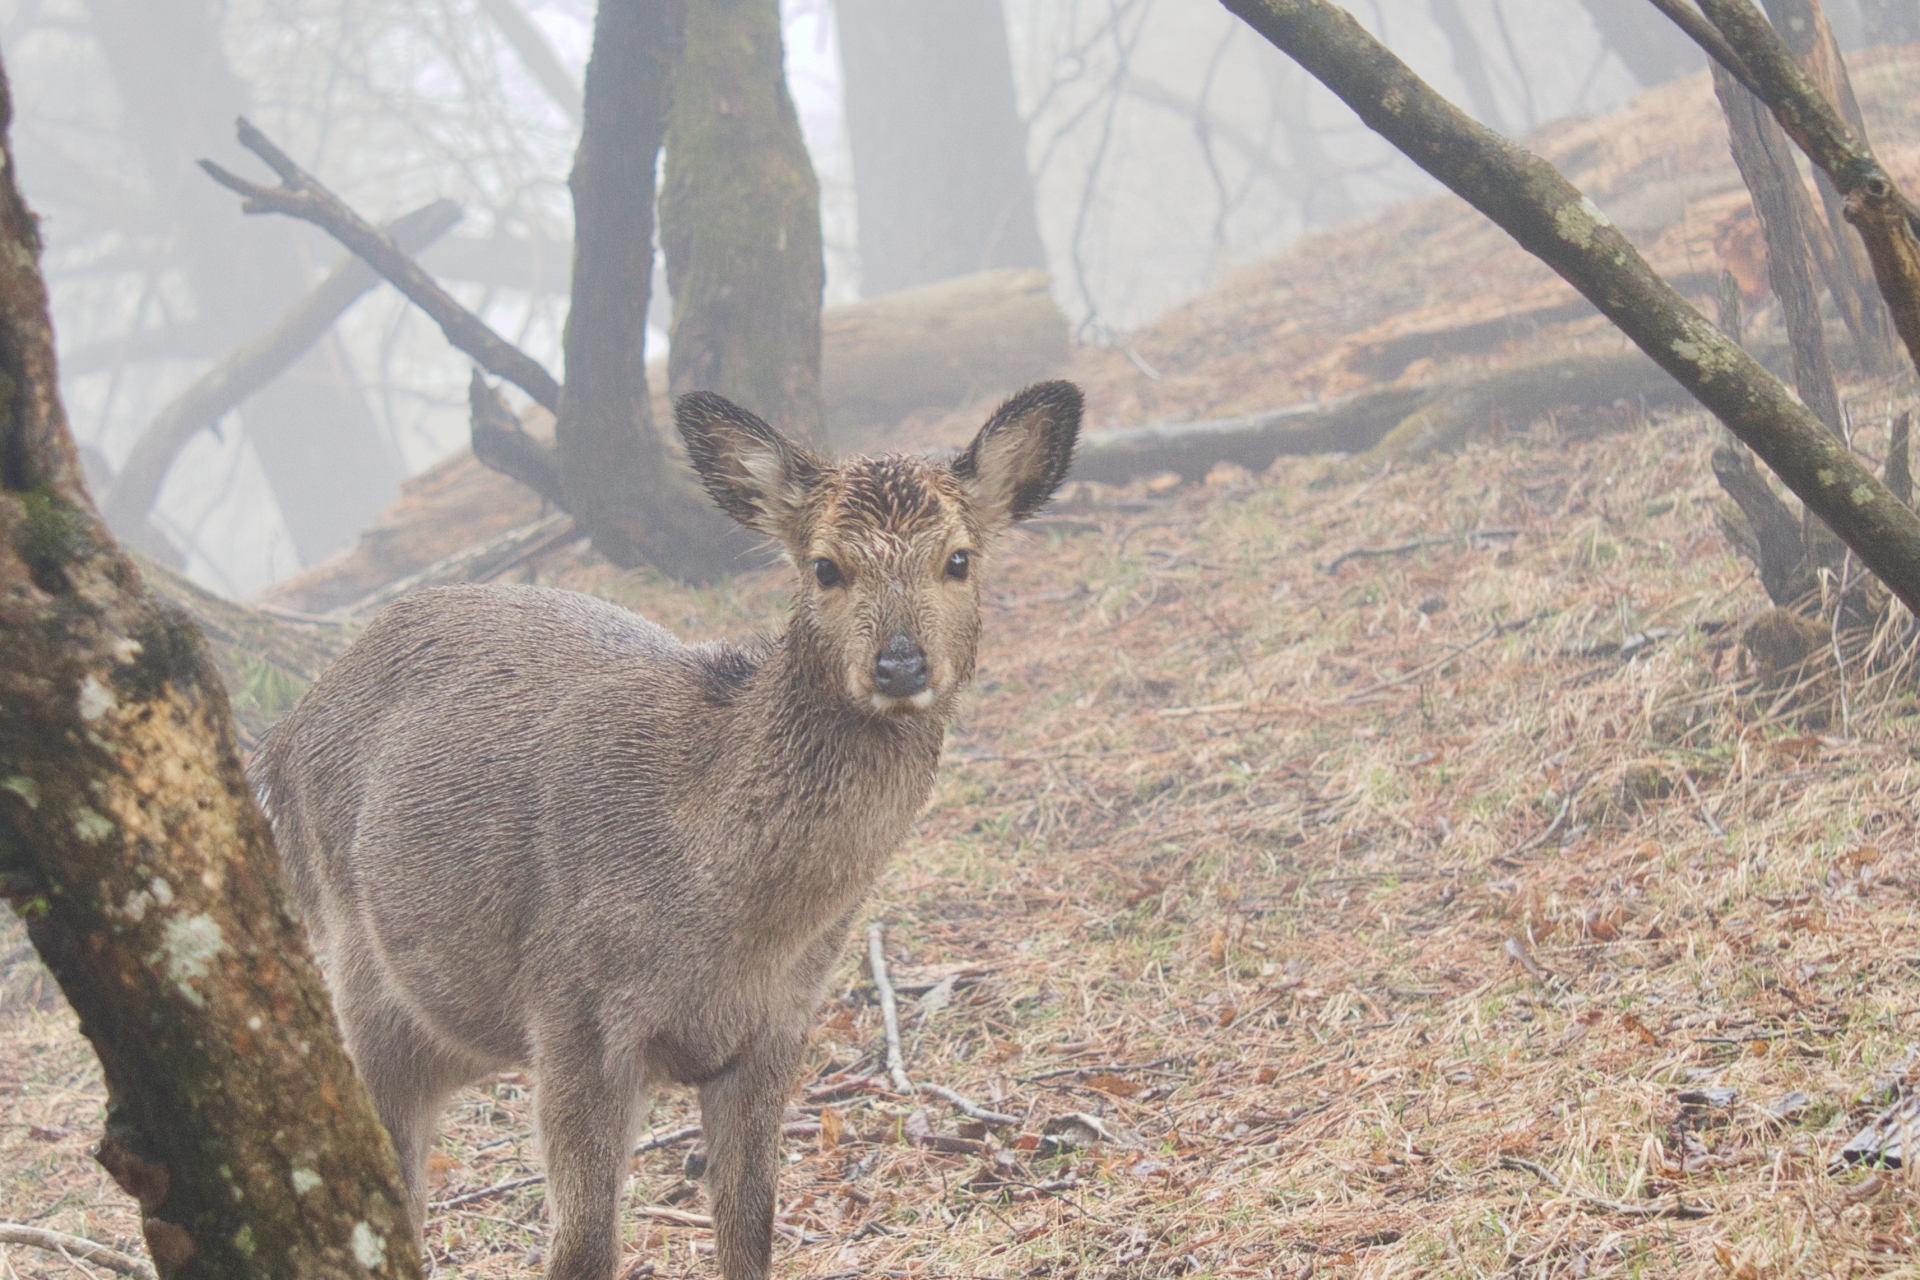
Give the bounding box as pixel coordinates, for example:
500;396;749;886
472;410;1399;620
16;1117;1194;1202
1;0;1778;600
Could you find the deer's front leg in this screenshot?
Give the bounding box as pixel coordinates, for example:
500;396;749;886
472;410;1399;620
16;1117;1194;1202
536;1044;643;1280
699;1022;805;1280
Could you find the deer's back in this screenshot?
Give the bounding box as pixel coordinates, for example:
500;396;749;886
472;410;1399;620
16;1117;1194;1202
255;584;745;1055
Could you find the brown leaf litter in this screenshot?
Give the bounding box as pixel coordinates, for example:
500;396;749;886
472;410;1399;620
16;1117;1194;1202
9;51;1920;1280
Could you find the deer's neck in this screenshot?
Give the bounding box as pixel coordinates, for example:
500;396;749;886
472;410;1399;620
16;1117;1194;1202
705;622;945;929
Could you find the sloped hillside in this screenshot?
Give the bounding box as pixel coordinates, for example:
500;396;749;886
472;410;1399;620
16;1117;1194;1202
5;50;1920;1280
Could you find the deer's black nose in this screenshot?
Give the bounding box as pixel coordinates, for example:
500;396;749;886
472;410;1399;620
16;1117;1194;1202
874;634;929;697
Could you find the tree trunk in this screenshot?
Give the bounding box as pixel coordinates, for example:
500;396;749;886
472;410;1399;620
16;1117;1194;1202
661;0;828;448
1216;0;1920;618
559;0;743;575
0;59;419;1280
1576;0;1705;87
835;0;1049;296
1712;63;1844;438
87;0;403;567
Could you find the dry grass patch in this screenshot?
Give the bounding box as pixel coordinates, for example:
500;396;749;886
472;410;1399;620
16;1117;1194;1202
6;399;1920;1279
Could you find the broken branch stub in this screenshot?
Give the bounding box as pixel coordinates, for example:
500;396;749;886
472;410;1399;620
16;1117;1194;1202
1216;0;1920;617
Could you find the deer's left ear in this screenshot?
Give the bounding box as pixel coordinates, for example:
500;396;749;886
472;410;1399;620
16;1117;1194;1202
951;381;1081;534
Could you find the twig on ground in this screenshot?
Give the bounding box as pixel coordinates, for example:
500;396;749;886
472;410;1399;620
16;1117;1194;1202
868;922;914;1094
1019;1057;1182;1084
1497;774;1585;863
0;1224;155;1279
431;1121;793;1210
917;1083;1019;1126
1499;1155;1711;1219
1681;772;1726;837
1323;528;1518;574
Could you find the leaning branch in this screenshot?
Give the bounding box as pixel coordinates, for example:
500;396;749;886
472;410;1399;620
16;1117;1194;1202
200;118;561;412
1217;0;1920;617
101;198;462;542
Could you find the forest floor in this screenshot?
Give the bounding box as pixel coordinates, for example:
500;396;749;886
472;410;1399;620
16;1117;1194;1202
8;47;1920;1280
8;389;1920;1279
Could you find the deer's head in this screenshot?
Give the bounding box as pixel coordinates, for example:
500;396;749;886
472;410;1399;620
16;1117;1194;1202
677;382;1081;718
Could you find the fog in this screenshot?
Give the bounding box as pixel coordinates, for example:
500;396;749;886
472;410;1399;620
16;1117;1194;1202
0;0;1824;596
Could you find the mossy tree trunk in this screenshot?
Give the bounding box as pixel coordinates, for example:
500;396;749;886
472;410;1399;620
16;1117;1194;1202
661;0;828;449
559;0;742;576
0;56;420;1280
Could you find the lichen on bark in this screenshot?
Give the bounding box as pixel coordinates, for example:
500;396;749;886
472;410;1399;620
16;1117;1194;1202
0;48;420;1280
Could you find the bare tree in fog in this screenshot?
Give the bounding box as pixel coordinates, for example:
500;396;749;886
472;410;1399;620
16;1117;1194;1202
1860;0;1920;44
207;0;823;581
1577;0;1706;87
85;0;406;568
835;0;1048;296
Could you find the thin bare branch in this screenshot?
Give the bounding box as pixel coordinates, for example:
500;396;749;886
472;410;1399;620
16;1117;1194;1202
200;117;561;411
100;199;462;544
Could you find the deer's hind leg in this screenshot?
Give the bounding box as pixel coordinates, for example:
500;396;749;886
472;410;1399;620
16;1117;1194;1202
330;964;483;1243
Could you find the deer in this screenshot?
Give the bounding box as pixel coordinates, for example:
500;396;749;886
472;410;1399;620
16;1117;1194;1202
250;380;1082;1280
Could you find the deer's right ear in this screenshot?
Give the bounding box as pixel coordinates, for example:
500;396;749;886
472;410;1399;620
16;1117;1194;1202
676;392;823;542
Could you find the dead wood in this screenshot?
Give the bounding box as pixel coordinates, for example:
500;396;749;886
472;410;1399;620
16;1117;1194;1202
1760;0;1903;373
1887;410;1912;508
1711;434;1814;604
1713;63;1843;437
1068;350;1688;487
823;269;1070;438
100;198;462;552
200;119;561;412
0;1224;154;1279
0;67;420;1279
468;372;563;508
1218;0;1920;618
1685;0;1920;376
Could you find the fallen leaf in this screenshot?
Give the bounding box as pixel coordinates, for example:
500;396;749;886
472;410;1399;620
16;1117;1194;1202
1208;928;1227;966
1621;1012;1661;1046
818;1107;843;1152
1083;1073;1142;1098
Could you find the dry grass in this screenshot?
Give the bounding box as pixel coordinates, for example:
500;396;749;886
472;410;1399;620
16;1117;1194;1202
8;387;1920;1279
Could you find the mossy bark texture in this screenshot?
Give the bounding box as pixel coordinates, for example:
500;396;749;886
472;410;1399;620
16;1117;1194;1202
1217;0;1920;618
0;58;420;1280
560;0;742;578
662;0;828;449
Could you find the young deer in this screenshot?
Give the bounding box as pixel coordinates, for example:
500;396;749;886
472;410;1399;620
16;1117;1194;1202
252;381;1081;1280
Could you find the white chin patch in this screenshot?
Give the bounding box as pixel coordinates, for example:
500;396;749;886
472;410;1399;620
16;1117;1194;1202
867;689;937;715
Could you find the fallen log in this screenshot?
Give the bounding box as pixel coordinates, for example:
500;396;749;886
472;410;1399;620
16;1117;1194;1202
822;268;1069;440
1068;349;1690;486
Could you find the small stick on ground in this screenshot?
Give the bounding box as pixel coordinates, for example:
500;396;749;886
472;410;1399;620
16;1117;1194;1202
918;1083;1019;1126
868;921;914;1094
431;1121;783;1210
0;1224;155;1279
1681;772;1726;837
1499;1155;1712;1219
1498;775;1584;863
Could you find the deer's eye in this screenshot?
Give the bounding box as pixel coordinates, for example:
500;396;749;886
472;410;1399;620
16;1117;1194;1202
812;558;844;589
945;550;971;581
